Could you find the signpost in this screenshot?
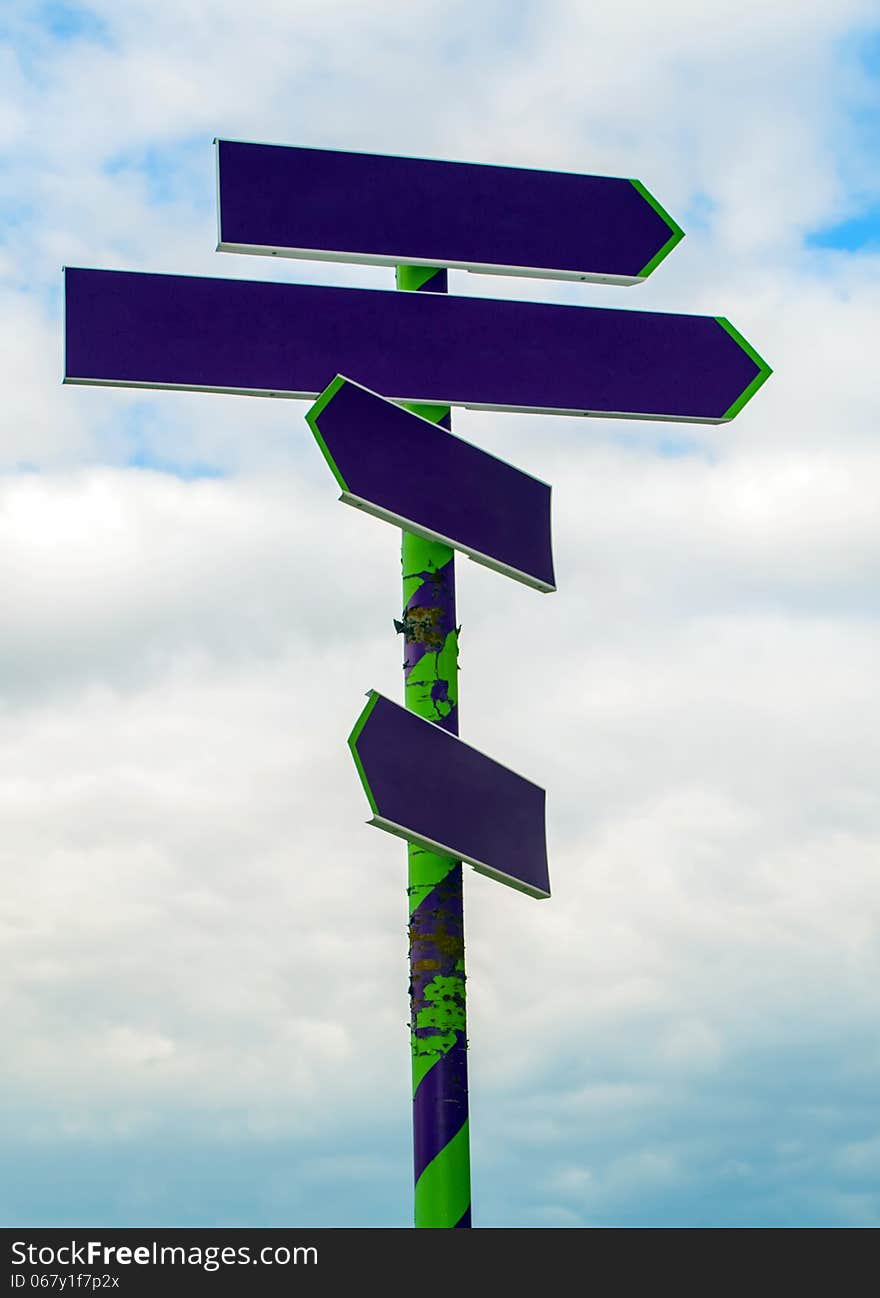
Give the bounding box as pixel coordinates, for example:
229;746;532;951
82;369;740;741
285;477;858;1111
63;138;771;1231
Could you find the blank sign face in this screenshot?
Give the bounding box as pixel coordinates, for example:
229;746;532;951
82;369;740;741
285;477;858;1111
306;376;555;592
64;268;767;422
349;692;550;900
216;139;684;285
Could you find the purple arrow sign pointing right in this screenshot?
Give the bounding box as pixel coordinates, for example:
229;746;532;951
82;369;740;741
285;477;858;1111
64;268;770;422
306;376;555;593
216;138;684;285
349;691;550;900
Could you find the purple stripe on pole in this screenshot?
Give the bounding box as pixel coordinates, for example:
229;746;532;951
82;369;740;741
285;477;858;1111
412;1033;469;1181
352;692;550;899
400;552;459;735
311;377;555;592
64;268;761;422
216;139;678;283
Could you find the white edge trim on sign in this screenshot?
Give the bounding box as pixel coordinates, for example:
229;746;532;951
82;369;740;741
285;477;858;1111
215;240;643;287
61;378;729;425
340;493;555;594
367;815;550;900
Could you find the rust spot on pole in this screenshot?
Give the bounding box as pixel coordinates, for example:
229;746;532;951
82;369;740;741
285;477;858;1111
394;605;445;647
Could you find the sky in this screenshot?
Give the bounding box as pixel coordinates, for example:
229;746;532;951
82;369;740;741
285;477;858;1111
1;0;879;1229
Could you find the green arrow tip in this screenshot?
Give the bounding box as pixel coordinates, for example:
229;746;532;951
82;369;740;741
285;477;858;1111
347;690;380;814
630;179;685;278
305;374;350;492
715;317;773;420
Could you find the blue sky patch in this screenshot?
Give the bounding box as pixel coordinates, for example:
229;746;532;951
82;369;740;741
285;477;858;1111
682;190;717;233
611;428;710;460
126;449;225;480
104;138;216;212
806;208;880;251
40;1;110;44
101;399;227;480
126;451;225;482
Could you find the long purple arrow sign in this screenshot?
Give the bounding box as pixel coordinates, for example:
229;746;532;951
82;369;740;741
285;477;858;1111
349;691;550;900
306;376;555;593
64;268;771;422
215;139;684;286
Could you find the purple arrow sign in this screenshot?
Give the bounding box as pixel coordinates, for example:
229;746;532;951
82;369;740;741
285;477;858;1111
64;268;771;422
216;139;684;286
349;691;550;900
306;376;555;593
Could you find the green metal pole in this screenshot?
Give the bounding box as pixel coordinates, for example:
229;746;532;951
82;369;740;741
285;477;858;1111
396;263;471;1228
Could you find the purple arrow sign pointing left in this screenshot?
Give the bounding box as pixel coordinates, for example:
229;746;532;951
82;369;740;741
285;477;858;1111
349;691;550;900
306;376;555;593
